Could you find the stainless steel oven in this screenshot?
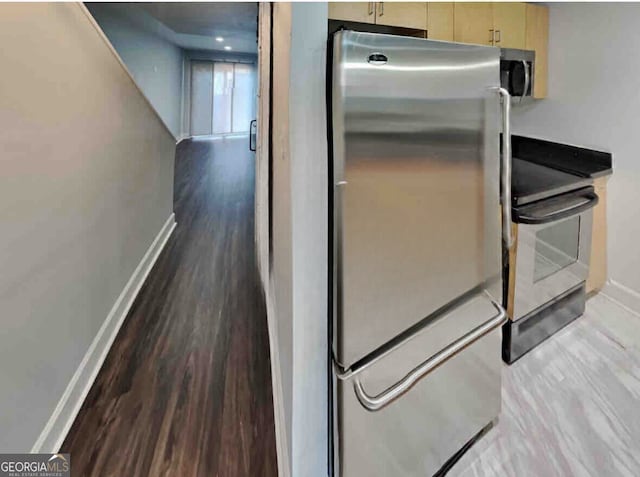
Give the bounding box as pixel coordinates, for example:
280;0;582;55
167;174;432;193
511;187;598;320
504;183;599;363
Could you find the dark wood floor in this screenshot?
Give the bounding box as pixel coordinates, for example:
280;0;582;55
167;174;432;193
62;136;278;477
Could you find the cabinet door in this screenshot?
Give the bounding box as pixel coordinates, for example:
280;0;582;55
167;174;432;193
525;3;549;98
493;2;526;49
587;177;608;294
453;3;494;46
427;2;454;41
375;2;427;30
328;2;375;23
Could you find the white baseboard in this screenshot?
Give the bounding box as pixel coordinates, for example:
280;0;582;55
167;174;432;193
601;279;640;317
176;134;191;145
31;213;177;453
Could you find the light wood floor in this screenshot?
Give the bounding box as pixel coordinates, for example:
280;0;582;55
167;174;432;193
62;136;277;476
450;293;640;477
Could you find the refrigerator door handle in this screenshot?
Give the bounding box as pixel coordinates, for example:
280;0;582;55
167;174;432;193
353;298;507;412
497;87;513;248
521;59;530;102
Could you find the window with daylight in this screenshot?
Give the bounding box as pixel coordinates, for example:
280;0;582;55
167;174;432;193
190;60;256;136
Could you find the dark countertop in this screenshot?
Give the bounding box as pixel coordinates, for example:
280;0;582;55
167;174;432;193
512;158;593;206
512;135;613;179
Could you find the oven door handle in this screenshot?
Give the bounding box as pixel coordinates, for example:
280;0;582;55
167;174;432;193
514;190;599;225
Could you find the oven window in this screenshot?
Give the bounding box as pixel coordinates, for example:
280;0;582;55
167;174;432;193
534;216;581;283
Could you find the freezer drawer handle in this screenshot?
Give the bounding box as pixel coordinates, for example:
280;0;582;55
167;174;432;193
353;299;507;412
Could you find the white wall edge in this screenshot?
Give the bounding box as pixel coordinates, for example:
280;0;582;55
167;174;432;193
600;279;640;317
256;3;289;475
264;275;291;477
31;213;177;453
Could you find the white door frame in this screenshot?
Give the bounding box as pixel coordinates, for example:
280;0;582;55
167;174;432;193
256;4;290;477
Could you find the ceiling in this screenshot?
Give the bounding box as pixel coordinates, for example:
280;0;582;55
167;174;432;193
136;3;258;54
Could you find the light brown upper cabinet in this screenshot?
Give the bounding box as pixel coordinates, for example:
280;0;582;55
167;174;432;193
427;2;454;41
492;2;526;49
454;2;526;48
453;3;494;46
329;2;427;30
328;2;376;24
328;2;548;98
376;2;428;30
525;3;549;98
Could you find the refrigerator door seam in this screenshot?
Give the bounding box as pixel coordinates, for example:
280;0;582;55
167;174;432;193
333;287;502;381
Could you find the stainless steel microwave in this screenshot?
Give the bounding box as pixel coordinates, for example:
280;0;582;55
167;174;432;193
500;48;535;100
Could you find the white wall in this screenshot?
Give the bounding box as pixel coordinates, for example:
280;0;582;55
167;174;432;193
272;3;295;470
271;3;329;476
86;3;185;139
0;3;175;450
511;3;640;295
289;4;329;476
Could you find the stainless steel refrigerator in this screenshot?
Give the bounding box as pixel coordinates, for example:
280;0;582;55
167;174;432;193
330;31;510;476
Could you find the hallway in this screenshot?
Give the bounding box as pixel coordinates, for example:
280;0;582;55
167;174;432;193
62;136;277;476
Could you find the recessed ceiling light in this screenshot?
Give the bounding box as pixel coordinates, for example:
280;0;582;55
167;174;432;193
215;36;224;42
224;45;232;51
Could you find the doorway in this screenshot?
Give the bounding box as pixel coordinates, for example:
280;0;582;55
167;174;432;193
190;60;257;137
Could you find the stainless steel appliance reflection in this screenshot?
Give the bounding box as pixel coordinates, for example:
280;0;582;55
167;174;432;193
330;31;508;477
